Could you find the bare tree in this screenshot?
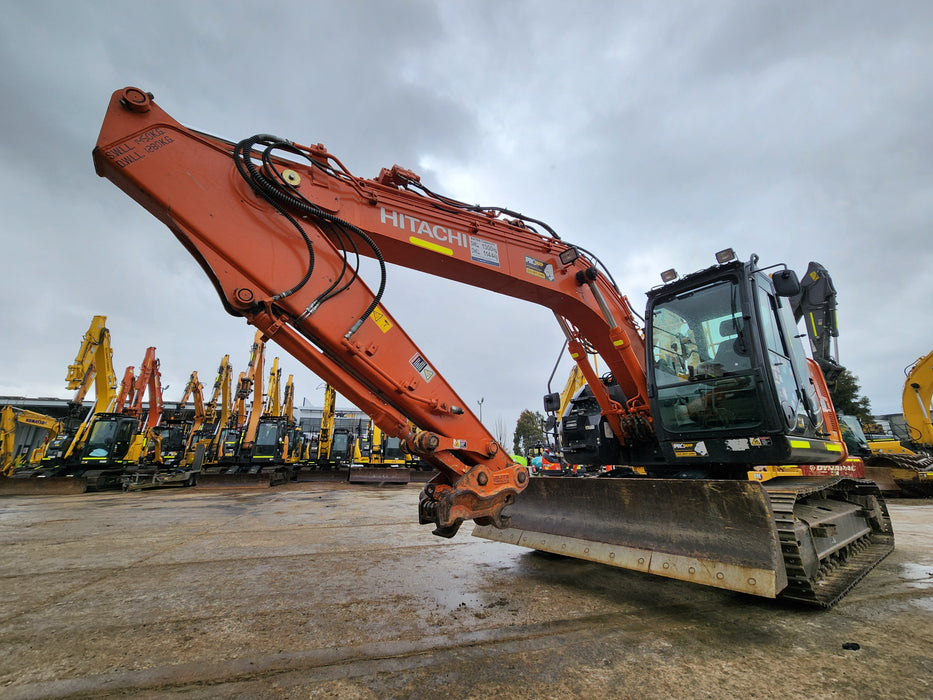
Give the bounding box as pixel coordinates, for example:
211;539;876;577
493;415;509;448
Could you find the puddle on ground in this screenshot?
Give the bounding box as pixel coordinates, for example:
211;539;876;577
900;562;933;588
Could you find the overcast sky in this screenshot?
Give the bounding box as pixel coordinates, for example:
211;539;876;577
1;1;930;439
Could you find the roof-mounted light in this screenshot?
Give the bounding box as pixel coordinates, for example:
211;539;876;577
660;268;678;283
715;248;737;264
559;247;579;266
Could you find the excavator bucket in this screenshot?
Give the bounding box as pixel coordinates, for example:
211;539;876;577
0;475;89;496
348;466;411;484
473;476;894;606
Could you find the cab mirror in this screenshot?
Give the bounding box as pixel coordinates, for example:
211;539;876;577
772;269;800;297
543;392;561;413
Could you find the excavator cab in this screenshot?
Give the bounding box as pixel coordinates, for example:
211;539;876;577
250;417;288;462
329;428;356;466
80;414;138;463
155;421;193;467
217;426;243;464
644;254;837;472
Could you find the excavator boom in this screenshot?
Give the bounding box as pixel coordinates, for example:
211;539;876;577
903;350;933;448
94;88;534;533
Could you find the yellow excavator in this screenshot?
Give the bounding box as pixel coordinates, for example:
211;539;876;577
0;407;63;477
281;374;309;463
77;346;164;490
189;354;233;465
859;349;933;496
198;332;281;486
1;315;119;495
243;356;298;484
349;422;414;484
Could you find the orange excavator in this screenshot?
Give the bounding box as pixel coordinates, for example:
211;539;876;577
123;370;205;491
185;354;232;467
94;88;894;606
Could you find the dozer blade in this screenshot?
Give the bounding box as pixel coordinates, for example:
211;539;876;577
294;468;350;483
474;477;788;599
863;465;902;495
0;475;89;496
410;469;437;484
348;466;411;484
474;476;893;607
866;453;933;497
195;472;273;488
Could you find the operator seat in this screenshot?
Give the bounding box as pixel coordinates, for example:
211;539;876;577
713;319;751;372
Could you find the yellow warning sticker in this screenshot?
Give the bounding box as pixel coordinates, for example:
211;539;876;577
370;307;393;333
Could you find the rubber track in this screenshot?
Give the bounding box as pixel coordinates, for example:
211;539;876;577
764;478;895;608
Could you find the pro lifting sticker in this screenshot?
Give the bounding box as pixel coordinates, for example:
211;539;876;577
524;255;555;281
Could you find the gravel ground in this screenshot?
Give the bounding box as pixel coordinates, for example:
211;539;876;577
0;483;930;699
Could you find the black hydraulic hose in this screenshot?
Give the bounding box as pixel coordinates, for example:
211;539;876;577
233;136;316;302
398;173;629;300
546;340;569;395
309;219;352;308
234;135;387;336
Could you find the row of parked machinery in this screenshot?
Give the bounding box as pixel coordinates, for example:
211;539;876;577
0;316;430;494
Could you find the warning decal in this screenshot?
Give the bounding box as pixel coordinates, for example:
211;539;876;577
409;353;436;383
370;307;393;333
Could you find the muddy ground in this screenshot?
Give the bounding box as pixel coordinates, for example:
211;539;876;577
0;482;930;699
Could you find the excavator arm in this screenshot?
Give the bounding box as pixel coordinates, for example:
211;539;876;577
789;261;843;390
241;332;266;453
264;358;282;418
317;385;337;463
60;316;119;463
65;315;119;412
176;371;205;431
903;350;933;448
